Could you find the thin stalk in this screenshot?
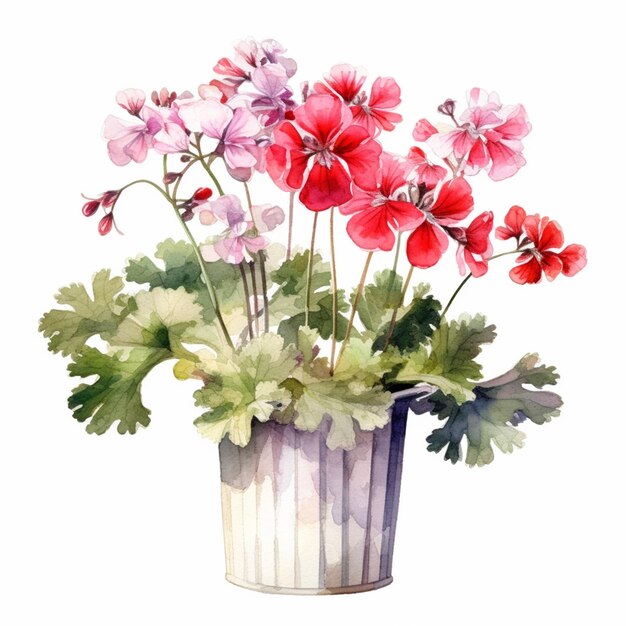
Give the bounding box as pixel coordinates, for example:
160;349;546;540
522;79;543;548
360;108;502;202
441;249;521;318
304;212;319;327
194;136;225;196
329;208;338;375
286;191;295;260
169;202;233;348
384;233;403;308
243;181;270;334
382;266;414;352
334;251;374;371
116;179;171;203
239;263;255;340
249;260;260;337
260;251;270;333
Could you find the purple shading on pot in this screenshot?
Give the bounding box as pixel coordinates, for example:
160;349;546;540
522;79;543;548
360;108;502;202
218;385;433;595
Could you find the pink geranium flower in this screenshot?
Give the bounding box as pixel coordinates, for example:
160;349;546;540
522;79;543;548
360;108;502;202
407;147;447;189
314;64;402;135
103;106;163;165
406;178;474;268
199;195;284;265
339;153;422;251
179;99;260;180
267;94;382;211
424;88;531;181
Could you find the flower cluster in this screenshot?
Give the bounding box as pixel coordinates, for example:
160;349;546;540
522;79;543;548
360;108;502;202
42;36;589;467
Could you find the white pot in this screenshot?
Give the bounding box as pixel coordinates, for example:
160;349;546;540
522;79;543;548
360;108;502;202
218;388;431;595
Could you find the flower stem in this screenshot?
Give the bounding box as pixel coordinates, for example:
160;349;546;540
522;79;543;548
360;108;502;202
382;266;414;352
384;233;403;308
329;207;338;375
441;249;521;318
164;154;233;348
249;260;260;337
287;191;295;260
304;212;319;328
243;181;270;334
194;135;225;196
334;251;373;371
239;263;254;340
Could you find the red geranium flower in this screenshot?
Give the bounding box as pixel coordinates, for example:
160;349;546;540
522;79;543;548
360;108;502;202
448;211;494;277
339;153;422;251
406;178;474;268
266;94;382;211
504;209;587;284
314;64;402;135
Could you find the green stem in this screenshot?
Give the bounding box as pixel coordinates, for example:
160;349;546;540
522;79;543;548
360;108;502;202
249;260;260;337
239;263;254;340
117;179;171;203
287;191;295;261
194;135;225;196
304;212;319;328
334;251;373;371
329;208;338;375
384;233;403;308
382;266;414;352
441;249;521;318
242;181;270;334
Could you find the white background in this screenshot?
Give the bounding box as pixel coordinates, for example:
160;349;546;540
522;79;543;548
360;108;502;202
2;1;624;624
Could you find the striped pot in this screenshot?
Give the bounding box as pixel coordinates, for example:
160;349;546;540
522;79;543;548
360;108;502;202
218;390;429;595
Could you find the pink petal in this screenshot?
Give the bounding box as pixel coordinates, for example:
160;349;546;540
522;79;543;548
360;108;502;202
379;152;410;196
324;64;367;102
223;143;257;169
250;65;288;98
224;106;260;142
385;200;424;231
116;89;146;115
214;236;245;264
368;77;401;110
486;139;526;181
413;119;438;142
338;188;376;216
496;104;531;140
251;204;285;232
210;194;246;227
336;136;382;191
178;98;232;138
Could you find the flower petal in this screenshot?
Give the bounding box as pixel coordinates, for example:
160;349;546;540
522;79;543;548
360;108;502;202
430;178;474;224
406;220;449;268
558;244;587;277
509;257;542;284
346;207;396;251
299;161;352;211
294;94;347;145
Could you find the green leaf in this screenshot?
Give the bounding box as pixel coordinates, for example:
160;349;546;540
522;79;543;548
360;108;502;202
68;346;171;435
111;287;206;355
39;269;132;356
355;270;403;332
425;354;563;466
193;333;299;446
294;380;392;450
393;313;496;403
372;283;441;352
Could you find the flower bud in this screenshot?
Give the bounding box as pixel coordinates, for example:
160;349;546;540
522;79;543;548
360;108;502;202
163;172;180;185
100;190;120;208
180;154;192;163
181;208;194;222
437;99;456;117
193;187;213;202
98;213;114;236
82;200;100;217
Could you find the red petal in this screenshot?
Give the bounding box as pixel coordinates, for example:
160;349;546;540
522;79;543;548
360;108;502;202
541;251;563;281
294;94;345;145
368;77;401;109
385;200;424;231
509;257;542;284
465;211;493;254
380;152;410;196
538;219;564;252
299;160;352;211
430;178;474;224
559;244;587;277
273;121;305;151
464;247;489;277
522;214;541;246
406;220;449;268
333;124;371;154
338;137;382;191
496;205;526;240
346;207;396;251
466;140;490;171
338;188;376;215
324;64;367;102
285;150;311;190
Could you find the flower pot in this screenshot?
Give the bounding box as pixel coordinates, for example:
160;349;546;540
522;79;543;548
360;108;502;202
217;387;432;595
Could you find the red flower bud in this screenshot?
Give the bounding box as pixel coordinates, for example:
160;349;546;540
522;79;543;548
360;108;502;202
193;187;213;201
82;200;100;217
100;190;120;208
285;110;296;121
98;213;114;236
